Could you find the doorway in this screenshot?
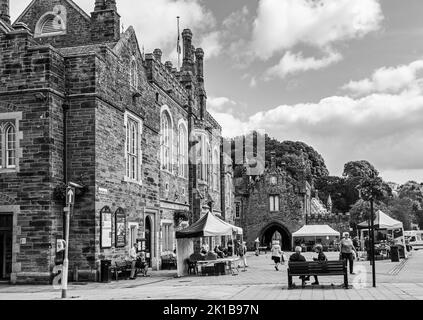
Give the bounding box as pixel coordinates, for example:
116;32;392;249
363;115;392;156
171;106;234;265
145;216;152;267
260;222;292;251
0;214;13;281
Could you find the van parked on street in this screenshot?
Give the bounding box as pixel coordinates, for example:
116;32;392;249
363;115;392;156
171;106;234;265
405;231;423;250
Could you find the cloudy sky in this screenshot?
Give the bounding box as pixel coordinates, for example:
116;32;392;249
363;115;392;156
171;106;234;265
11;0;423;184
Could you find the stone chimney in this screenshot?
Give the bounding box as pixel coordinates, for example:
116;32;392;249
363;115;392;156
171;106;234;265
182;29;194;72
195;48;204;82
91;0;121;43
153;49;162;63
164;61;173;72
0;0;10;24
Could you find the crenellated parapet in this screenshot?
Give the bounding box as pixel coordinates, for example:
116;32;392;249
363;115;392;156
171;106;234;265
144;53;189;107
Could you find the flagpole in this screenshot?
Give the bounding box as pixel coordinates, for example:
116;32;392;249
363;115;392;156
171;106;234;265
177;16;181;70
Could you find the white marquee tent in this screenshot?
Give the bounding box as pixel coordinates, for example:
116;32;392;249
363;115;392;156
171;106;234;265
292;225;341;249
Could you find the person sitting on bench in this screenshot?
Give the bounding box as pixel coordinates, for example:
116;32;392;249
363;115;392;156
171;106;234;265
289;246;310;287
137;251;149;277
312;244;327;285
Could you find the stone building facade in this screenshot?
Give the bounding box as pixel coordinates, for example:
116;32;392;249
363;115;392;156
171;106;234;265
235;153;350;251
0;0;232;284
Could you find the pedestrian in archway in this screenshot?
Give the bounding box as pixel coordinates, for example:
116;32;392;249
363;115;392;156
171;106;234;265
271;240;284;271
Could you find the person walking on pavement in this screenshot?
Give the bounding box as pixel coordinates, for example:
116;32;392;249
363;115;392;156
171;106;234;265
237;241;248;271
340;232;357;275
271;241;284;271
312;244;327;285
129;243;138;280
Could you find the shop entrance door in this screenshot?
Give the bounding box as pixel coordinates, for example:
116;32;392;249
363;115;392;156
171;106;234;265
145;216;152;267
0;214;13;281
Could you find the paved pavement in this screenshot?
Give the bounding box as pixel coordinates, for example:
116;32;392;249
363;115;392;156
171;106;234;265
1;250;423;300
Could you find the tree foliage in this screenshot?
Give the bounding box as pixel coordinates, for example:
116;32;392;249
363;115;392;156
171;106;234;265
229;132;329;183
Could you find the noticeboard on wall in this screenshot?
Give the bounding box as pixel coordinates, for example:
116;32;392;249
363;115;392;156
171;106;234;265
100;206;112;249
115;208;126;248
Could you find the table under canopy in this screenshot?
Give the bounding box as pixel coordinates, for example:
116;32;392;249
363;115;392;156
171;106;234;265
175;212;243;277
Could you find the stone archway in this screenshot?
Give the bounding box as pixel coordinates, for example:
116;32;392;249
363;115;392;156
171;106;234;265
260;222;292;251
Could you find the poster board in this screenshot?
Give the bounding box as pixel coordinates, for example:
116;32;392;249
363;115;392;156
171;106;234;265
100;206;112;248
115;208;126;248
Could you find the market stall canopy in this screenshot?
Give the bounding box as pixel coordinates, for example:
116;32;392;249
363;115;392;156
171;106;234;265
216;216;243;235
293;225;340;238
357;210;403;230
175;212;234;239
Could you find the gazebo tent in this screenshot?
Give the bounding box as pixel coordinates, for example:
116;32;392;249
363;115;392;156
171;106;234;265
216;216;243;235
293;225;340;237
357;210;407;257
357;210;403;230
175;211;233;238
292;225;341;250
175;212;242;277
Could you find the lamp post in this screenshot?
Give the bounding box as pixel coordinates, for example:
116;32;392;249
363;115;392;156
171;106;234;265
61;182;83;299
357;175;384;288
370;197;376;288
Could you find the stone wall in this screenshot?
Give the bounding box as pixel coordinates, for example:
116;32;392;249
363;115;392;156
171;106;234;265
17;0;92;48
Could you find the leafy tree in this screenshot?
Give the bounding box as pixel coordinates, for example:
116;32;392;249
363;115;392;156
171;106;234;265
384;197;416;231
343;160;379;179
398;181;423;206
230;132;329;183
314;176;349;213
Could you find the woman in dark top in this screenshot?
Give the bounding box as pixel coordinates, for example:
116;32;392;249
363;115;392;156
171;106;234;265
312;244;327;285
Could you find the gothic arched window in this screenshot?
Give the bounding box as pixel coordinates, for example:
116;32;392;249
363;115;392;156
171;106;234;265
161;110;173;172
5;123;16;168
178;123;188;178
130;58;138;88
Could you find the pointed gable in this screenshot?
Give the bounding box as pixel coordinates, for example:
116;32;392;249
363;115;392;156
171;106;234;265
14;0;92;48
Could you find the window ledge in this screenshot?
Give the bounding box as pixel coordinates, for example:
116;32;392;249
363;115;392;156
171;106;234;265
0;168;17;174
123;176;143;186
161;169;174;175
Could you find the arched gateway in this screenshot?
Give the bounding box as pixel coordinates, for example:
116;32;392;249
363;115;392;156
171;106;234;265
259;222;292;251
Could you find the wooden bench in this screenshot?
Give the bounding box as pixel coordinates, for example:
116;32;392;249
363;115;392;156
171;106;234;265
287;260;348;289
112;261;132;280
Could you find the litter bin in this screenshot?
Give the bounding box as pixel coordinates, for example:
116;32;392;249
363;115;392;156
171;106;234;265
100;260;112;283
390;246;399;262
398;245;406;259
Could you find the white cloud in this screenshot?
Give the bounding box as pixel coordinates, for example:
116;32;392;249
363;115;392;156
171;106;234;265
215;59;423;179
222;6;249;29
264;49;342;80
342;60;423;95
251;0;383;60
199;31;223;59
208;96;236;112
249;77;257;88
